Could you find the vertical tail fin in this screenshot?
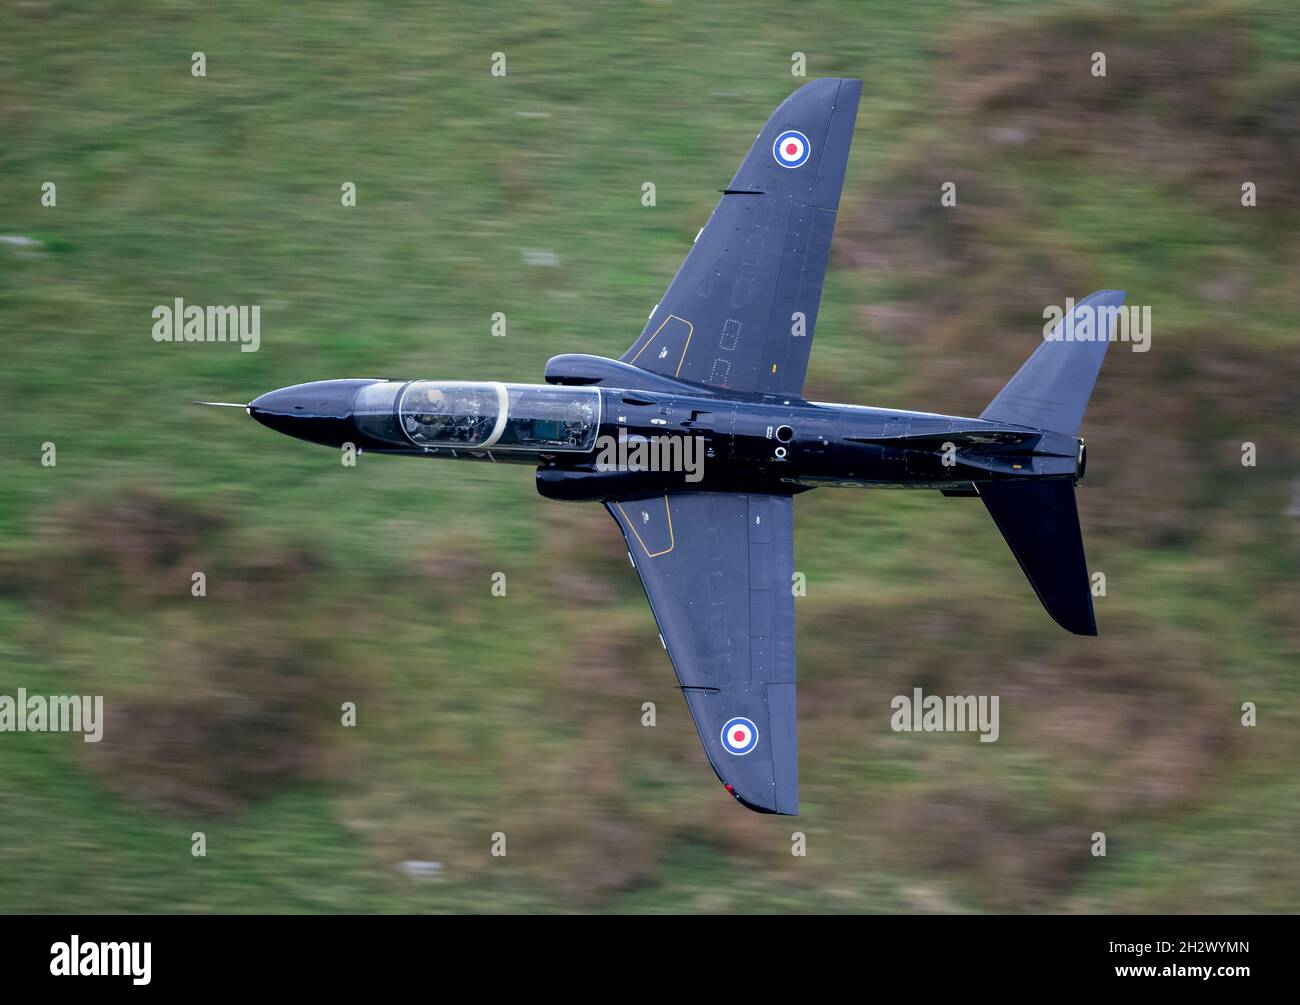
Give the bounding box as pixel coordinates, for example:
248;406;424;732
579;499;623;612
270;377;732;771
975;291;1123;635
977;481;1096;636
981;290;1126;434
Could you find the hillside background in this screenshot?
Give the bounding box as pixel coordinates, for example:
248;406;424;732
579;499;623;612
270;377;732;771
1;0;1297;912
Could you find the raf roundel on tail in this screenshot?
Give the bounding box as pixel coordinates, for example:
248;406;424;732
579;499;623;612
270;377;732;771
772;129;811;168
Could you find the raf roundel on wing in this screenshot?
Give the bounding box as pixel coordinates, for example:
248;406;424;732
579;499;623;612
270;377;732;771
721;716;759;755
772;129;811;168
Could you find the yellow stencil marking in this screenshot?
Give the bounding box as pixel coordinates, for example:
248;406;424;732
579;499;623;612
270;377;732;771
615;495;675;558
630;314;694;377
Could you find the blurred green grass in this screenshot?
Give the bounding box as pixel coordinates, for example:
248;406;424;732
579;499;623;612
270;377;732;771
1;0;1297;912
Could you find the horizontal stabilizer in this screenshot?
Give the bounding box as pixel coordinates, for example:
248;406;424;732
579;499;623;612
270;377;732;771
977;480;1097;635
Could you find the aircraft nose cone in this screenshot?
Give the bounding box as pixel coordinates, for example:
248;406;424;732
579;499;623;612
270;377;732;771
248;379;380;447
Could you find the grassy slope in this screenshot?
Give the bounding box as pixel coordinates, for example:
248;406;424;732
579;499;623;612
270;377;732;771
0;0;1297;912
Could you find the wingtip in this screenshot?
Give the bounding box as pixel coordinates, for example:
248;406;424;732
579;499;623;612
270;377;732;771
1058;611;1099;636
724;782;798;815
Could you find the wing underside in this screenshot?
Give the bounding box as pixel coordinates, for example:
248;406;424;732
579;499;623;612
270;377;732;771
621;78;862;397
606;491;797;814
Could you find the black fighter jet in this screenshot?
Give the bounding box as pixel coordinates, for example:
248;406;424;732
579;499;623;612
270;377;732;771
214;78;1125;814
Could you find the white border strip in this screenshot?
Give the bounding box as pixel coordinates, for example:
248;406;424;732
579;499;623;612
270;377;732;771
477;382;511;449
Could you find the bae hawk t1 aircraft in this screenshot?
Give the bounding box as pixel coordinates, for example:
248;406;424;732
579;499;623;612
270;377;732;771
210;78;1124;815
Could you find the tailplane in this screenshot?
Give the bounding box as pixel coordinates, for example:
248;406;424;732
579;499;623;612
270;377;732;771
977;480;1096;636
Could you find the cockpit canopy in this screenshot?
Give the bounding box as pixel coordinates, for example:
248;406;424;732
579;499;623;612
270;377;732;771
402;381;499;447
355;380;601;452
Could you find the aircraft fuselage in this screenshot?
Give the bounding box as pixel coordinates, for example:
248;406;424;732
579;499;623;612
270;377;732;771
247;367;1084;502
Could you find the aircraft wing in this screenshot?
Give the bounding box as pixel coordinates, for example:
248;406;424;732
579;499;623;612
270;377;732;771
621;77;861;398
605;491;798;814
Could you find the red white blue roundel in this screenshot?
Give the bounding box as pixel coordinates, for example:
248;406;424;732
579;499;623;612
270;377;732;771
773;129;810;168
721;716;759;755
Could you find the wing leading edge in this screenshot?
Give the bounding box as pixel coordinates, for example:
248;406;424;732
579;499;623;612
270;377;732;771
606;492;797;814
621;78;862;397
